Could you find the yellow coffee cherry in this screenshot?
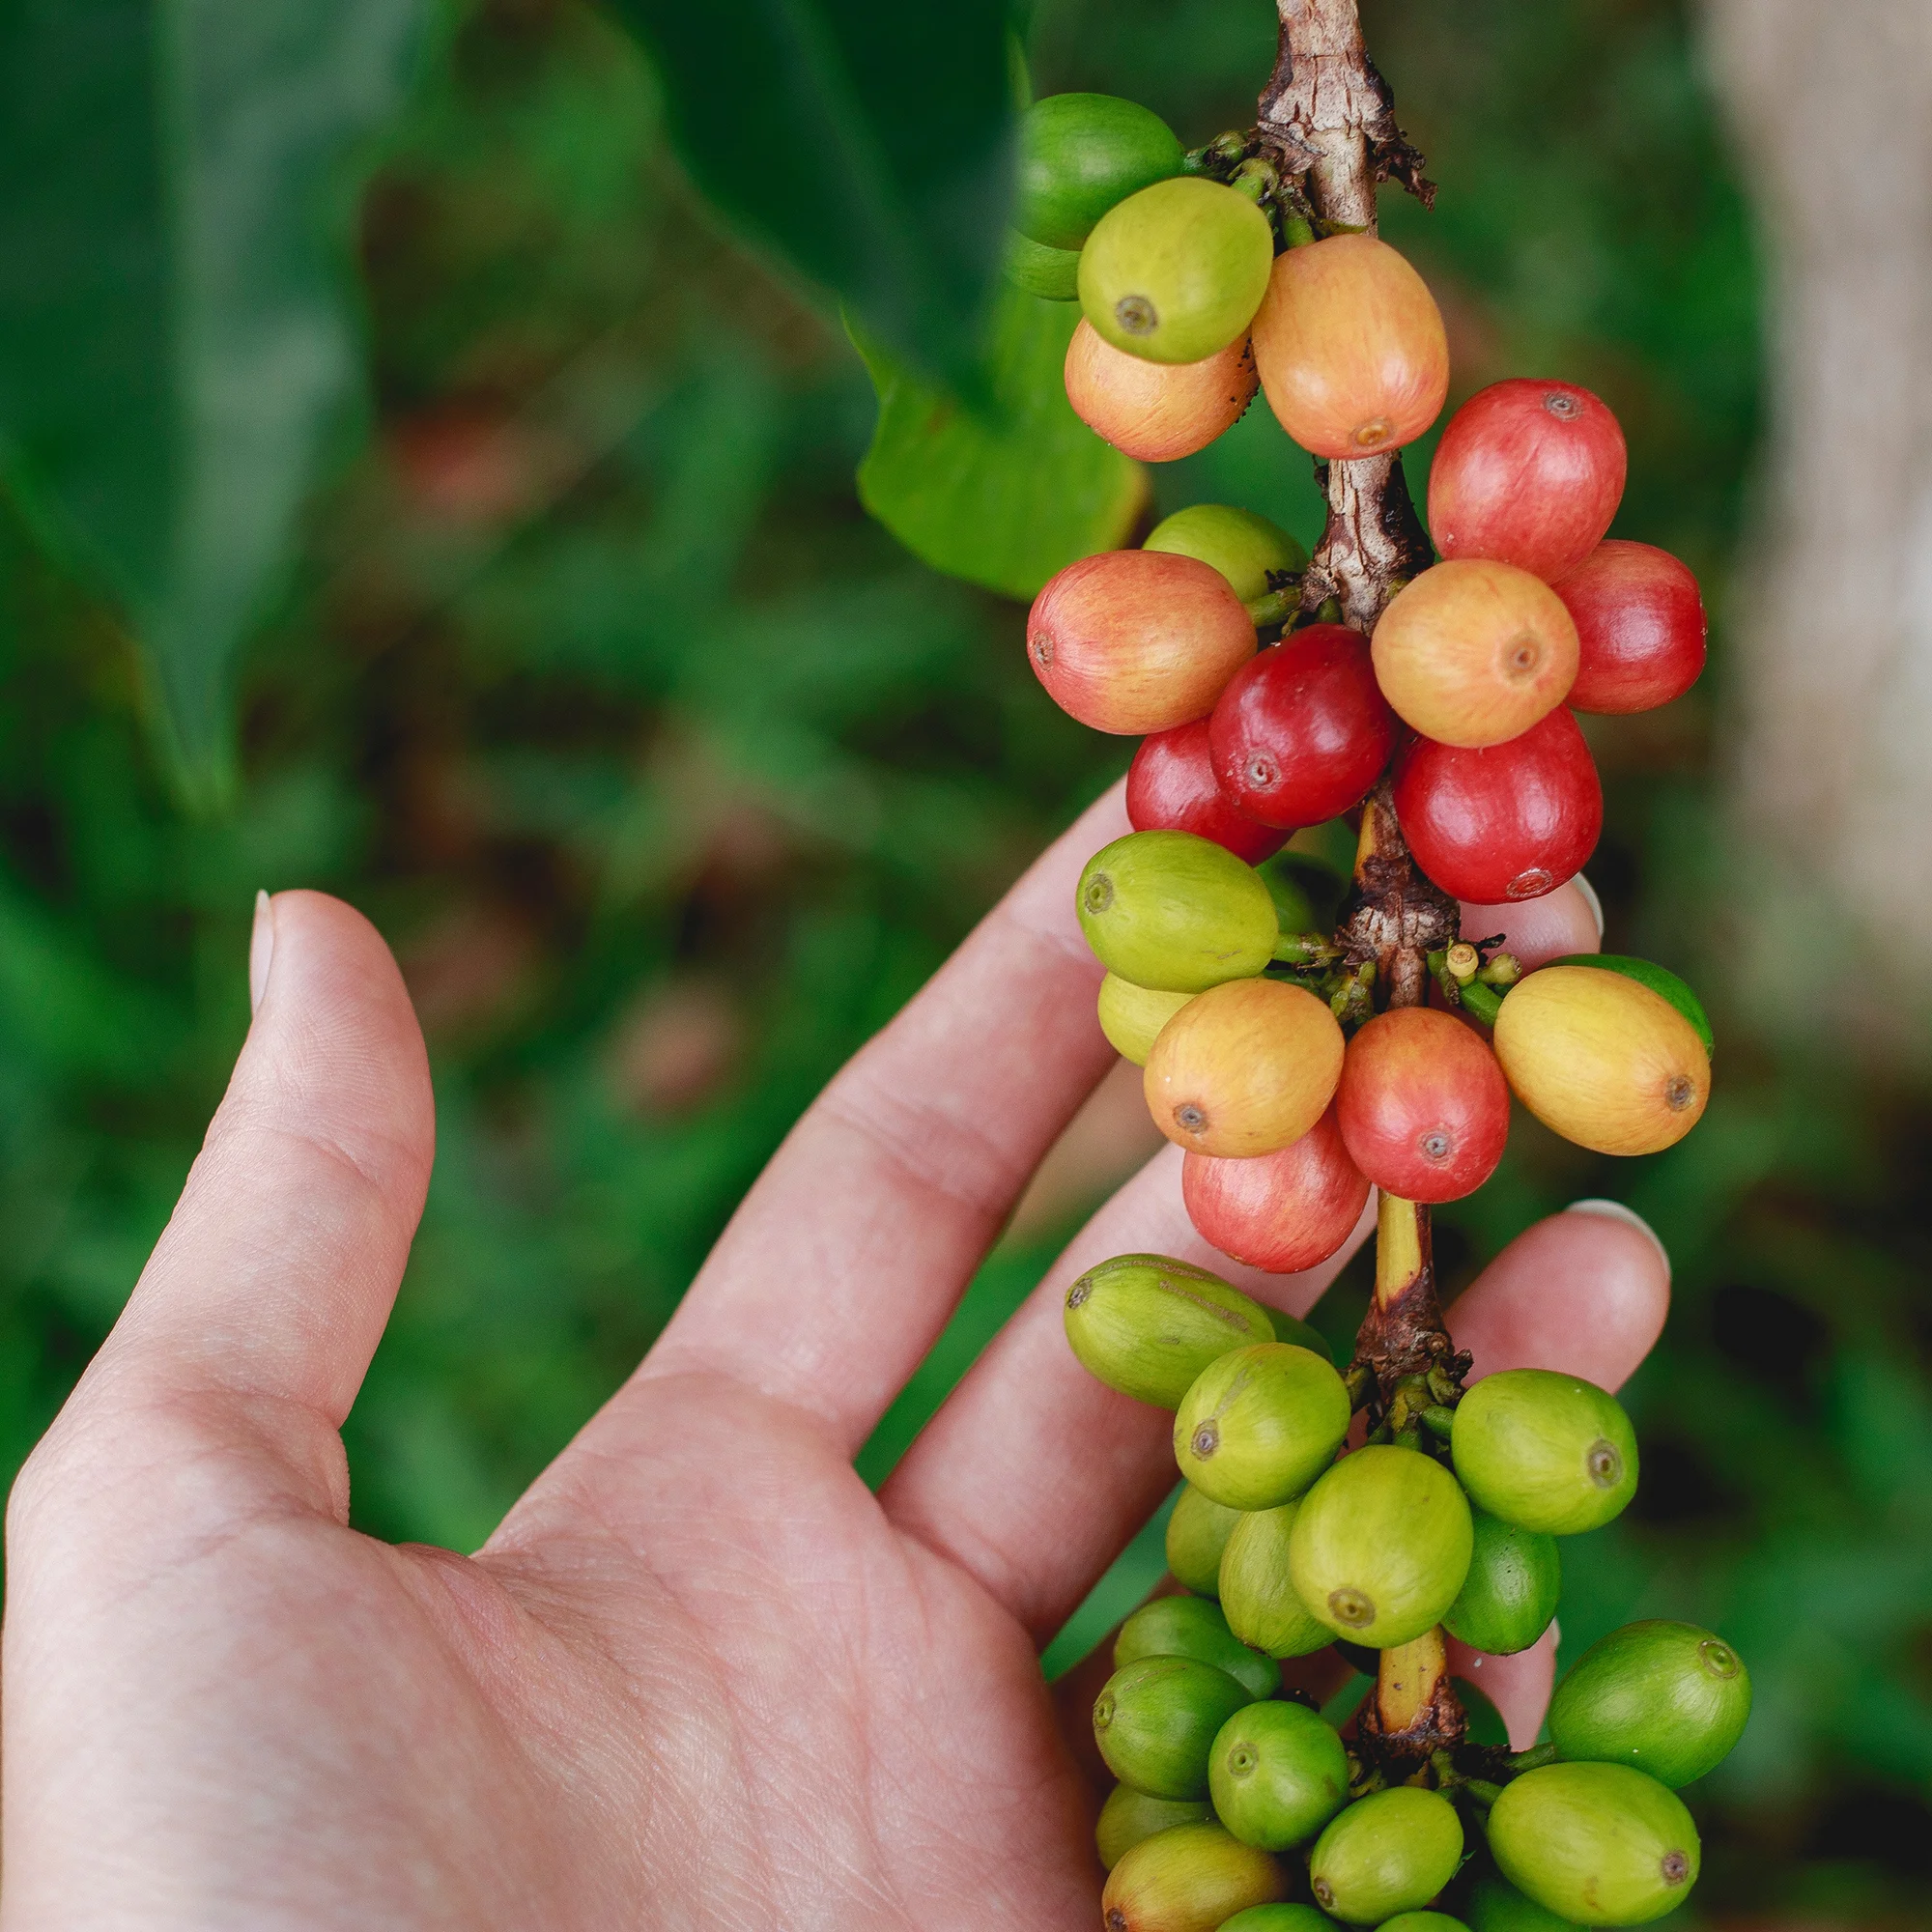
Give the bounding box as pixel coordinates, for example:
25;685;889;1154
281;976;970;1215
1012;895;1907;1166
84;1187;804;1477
1098;974;1194;1065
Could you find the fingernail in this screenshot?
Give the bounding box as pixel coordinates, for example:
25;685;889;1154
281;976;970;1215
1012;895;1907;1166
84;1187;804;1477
1572;871;1605;942
249;891;276;1015
1565;1197;1670;1284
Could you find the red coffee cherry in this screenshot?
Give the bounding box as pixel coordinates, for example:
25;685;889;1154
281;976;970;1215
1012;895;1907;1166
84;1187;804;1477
1428;379;1628;582
1555;540;1708;714
1393;709;1604;904
1128;721;1289;865
1181;1105;1370;1273
1028;550;1255;733
1065;321;1258;463
1208;625;1397;830
1335;1008;1511;1203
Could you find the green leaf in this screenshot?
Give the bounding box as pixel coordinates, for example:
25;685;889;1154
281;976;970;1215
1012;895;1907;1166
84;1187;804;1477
0;0;428;806
853;288;1146;600
605;0;1015;390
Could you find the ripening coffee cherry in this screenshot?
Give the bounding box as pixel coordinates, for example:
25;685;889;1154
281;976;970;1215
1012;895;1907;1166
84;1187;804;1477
1064;1252;1275;1408
1547;953;1714;1056
1442;1509;1561;1655
1371;561;1580;748
1392;709;1604;905
1427;380;1628;582
1017;94;1185;251
1218;1501;1334;1659
1208;1699;1350;1850
1065;323;1260;462
1250;235;1450;458
1208;625;1398;829
1077;830;1278;992
1080;178;1275;364
1173;1341;1352;1509
1488;1763;1700;1926
1308;1785;1464;1923
1098;975;1196;1066
1100;1822;1288;1932
1465;1876;1577;1932
1180;1106;1370;1274
1491;964;1711;1154
1094;1656;1254;1798
1128;722;1290;866
1145;503;1308;605
1549;1620;1752;1787
1334;1007;1511;1203
1145;980;1347;1157
1116;1595;1281;1703
1289;1444;1474;1648
1452;1368;1638;1535
1097;1786;1215;1871
1166;1483;1243;1596
1030;551;1256;734
1556;539;1708;714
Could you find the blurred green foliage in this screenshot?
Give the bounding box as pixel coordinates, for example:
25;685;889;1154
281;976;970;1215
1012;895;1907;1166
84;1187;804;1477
1;0;1928;1917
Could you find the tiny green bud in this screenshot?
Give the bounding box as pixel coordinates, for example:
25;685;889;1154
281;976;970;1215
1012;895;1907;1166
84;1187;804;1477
1093;1657;1253;1800
1308;1785;1463;1923
1548;1620;1752;1788
1116;1594;1280;1702
1095;1785;1213;1871
1101;1822;1288;1932
1077;831;1278;993
1217;1501;1332;1659
1452;1369;1638;1535
1208;1698;1350;1850
1442;1510;1561;1656
1166;1484;1241;1596
1065;1253;1274;1408
1173;1343;1352;1510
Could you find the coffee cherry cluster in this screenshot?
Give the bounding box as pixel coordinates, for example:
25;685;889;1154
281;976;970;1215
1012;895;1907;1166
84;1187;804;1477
1009;90;1746;1932
1065;1259;1752;1930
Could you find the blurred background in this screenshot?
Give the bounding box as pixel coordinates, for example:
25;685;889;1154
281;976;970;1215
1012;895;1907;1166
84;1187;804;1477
2;0;1929;1919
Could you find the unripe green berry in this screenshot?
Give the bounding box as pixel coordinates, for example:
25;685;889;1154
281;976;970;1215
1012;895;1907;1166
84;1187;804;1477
1174;1342;1352;1510
1095;1785;1214;1871
1093;1656;1253;1799
1079;178;1274;364
1452;1368;1639;1535
1549;1620;1751;1787
1380;1917;1472;1932
1166;1483;1241;1596
1145;504;1309;605
1442;1509;1561;1656
1465;1876;1577;1932
1017;93;1184;251
1116;1594;1280;1702
1097;974;1194;1065
1003;228;1082;300
1488;1762;1700;1926
1078;830;1278;993
1208;1699;1350;1850
1101;1822;1288;1932
1308;1786;1463;1923
1065;1253;1274;1408
1218;1911;1333;1932
1289;1445;1474;1649
1217;1500;1332;1659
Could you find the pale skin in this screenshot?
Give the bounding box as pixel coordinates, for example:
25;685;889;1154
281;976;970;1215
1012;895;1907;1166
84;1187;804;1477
0;787;1662;1929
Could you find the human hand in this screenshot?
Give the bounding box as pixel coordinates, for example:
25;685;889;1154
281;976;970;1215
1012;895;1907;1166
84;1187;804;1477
0;790;1667;1929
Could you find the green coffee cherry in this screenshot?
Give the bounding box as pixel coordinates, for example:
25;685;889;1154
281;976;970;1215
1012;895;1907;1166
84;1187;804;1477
1289;1446;1474;1649
1549;1620;1751;1788
1116;1594;1280;1702
1017;93;1184;251
1094;1656;1253;1800
1308;1786;1464;1923
1095;1784;1214;1871
1219;1910;1333;1932
1100;1821;1288;1932
1078;830;1278;993
1003;228;1082;300
1380;1917;1471;1932
1079;178;1275;364
1065;1253;1275;1408
1452;1369;1639;1535
1208;1699;1350;1850
1266;1307;1333;1362
1145;505;1309;606
1464;1876;1577;1932
1218;1501;1332;1659
1442;1510;1561;1656
1257;851;1347;938
1488;1762;1700;1926
1453;1673;1509;1748
1174;1343;1352;1510
1166;1484;1241;1596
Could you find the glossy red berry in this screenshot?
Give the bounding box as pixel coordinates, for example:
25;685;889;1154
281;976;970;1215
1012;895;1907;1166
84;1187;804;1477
1555;540;1708;714
1208;625;1397;830
1181;1105;1370;1274
1335;1008;1511;1202
1394;709;1604;904
1428;379;1628;582
1128;722;1289;865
